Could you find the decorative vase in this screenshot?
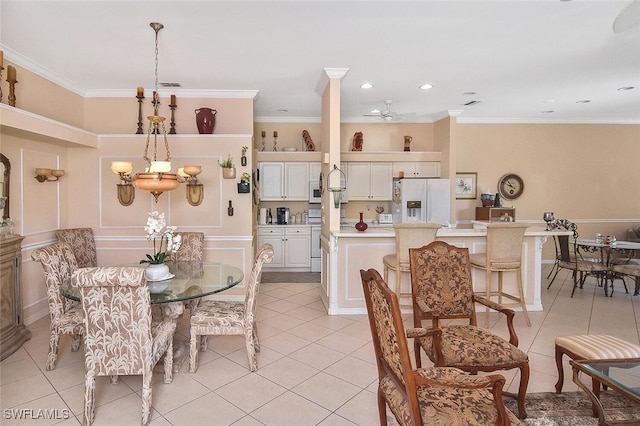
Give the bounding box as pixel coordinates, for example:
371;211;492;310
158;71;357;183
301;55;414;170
222;167;236;179
145;263;170;281
355;212;368;232
404;135;412;152
237;182;250;193
194;108;217;134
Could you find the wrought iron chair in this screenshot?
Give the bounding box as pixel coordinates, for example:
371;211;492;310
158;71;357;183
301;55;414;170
73;266;175;426
31;242;84;370
360;268;521;425
409;241;530;419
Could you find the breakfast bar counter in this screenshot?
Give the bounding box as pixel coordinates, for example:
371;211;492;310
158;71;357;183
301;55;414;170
321;224;569;315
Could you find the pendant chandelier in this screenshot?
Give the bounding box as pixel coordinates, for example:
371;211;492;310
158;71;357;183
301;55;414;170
111;22;203;205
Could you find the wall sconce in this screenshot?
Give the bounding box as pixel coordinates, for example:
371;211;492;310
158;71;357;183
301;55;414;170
179;165;204;206
34;168;65;183
111;161;135;206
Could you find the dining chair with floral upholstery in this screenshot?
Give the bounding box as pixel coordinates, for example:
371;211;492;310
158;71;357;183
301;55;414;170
189;244;273;373
31;242;84;371
409;241;530;419
360;268;521;426
72;266;175;426
171;232;204;261
55;227;98;268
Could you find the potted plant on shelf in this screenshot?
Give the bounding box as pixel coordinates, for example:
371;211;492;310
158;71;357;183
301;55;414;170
219;155;236;179
238;172;251;193
241;146;248;166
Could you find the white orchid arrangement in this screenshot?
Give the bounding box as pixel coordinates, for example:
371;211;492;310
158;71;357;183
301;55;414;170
141;211;182;265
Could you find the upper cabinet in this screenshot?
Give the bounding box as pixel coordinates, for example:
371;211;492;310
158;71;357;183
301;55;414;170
392;161;440;178
346;162;393;201
259;162;310;201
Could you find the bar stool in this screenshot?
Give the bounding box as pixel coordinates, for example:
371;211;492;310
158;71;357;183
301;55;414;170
383;223;441;308
469;222;531;327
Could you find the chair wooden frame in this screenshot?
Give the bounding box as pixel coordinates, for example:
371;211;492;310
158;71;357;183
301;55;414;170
409;241;530;419
361;268;519;426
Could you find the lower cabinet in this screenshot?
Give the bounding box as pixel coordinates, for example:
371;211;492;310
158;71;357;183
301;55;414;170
258;226;311;270
1;235;31;360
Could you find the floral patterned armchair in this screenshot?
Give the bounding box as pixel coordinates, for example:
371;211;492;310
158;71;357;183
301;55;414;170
409;241;530;419
31;242;84;370
55;227;97;268
72;266;176;426
360;268;521;425
189;244;273;373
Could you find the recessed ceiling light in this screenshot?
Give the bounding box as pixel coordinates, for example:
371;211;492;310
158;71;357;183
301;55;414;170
370;109;380;114
360;83;373;89
277;109;288;113
419;83;433;90
576;100;591;104
462;92;476;96
618;86;635;91
541;110;555;113
462;100;482;106
160;82;181;87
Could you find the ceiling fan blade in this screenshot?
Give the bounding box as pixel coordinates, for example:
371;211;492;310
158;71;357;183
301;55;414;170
614;0;640;33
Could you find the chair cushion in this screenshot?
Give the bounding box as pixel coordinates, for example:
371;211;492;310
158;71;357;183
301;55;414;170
612;263;640;277
379;368;522;426
55;306;85;334
555;335;640;359
469;253;521;270
191;300;245;327
419;325;528;368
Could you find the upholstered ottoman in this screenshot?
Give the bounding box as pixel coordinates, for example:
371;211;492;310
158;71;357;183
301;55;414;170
555;334;640;393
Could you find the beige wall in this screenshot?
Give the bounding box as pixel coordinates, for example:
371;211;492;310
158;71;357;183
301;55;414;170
3;67;640;324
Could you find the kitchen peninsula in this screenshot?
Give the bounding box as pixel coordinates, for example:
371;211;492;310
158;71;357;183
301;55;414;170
321;224;570;315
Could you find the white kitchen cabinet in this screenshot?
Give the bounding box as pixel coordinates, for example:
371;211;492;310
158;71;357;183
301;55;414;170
259;162;309;201
347;162;393;200
258;226;311;269
392;162;440;178
309;162;322;182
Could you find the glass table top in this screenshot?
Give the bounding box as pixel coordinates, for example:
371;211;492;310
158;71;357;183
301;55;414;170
62;261;244;304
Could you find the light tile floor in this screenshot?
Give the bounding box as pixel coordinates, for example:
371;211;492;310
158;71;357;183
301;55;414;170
2;266;640;425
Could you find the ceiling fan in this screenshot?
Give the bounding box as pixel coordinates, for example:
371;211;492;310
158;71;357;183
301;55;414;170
363;100;406;121
614;0;640;33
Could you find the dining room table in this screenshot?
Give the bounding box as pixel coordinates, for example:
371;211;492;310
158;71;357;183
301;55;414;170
574;239;640;296
62;260;244;370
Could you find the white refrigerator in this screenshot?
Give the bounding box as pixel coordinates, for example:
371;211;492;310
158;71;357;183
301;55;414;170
391;178;451;225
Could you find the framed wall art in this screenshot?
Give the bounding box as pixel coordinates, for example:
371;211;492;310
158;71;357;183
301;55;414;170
455;172;477;199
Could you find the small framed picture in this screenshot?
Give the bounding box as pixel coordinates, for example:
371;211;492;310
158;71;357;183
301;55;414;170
455;172;477;199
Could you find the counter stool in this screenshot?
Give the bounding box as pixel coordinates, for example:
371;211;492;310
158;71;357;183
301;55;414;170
554;334;640;393
469;222;531;327
383;223;440;308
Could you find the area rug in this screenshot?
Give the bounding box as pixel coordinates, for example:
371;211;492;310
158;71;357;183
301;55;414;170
261;272;320;283
504;391;640;425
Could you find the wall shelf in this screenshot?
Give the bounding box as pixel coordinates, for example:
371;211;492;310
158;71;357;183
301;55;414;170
0;104;98;148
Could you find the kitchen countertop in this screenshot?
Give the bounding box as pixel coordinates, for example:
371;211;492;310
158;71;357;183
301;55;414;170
333;224;568;238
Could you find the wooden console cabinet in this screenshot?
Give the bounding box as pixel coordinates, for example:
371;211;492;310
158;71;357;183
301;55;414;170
475;207;516;222
1;235;31;360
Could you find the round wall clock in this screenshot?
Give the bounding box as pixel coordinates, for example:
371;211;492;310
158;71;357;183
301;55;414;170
498;173;524;200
